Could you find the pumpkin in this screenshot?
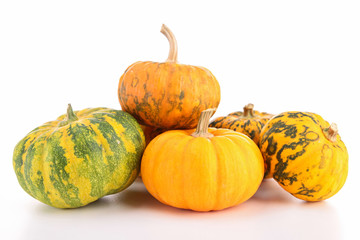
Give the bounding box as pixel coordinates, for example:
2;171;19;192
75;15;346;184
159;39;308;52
138;125;165;178
259;111;348;201
209;103;273;145
140;124;165;146
141;109;264;211
13;104;145;208
118;24;221;129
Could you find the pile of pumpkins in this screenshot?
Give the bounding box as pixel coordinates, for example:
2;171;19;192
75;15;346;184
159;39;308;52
13;25;348;211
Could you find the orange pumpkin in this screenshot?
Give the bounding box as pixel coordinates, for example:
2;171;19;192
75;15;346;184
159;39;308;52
118;25;220;129
209;103;273;145
141;109;264;211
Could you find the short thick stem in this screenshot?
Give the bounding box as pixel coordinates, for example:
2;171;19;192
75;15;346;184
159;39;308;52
324;123;338;142
191;108;216;138
160;24;178;63
66;104;78;122
58;104;78;127
243;103;254;117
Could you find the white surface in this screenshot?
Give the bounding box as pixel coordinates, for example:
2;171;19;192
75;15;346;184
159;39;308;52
1;1;359;239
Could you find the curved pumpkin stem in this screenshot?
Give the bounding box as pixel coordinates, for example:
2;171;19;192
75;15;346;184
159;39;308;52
243;103;255;117
324;123;338;142
191;108;216;138
160;24;178;63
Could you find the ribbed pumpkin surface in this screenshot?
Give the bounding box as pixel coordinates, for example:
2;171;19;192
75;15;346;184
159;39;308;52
13;107;145;208
119;61;220;129
118;25;220;129
141;127;264;211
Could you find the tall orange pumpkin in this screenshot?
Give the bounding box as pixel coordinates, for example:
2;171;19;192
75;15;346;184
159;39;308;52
118;25;221;129
141;109;264;211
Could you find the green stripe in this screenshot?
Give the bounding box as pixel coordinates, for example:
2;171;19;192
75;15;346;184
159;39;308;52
47;130;82;207
13;108;145;208
13;137;31;194
113;111;144;190
89;117;127;193
66;122;105;200
109;110;145;152
89;110;144;193
23;134;53;206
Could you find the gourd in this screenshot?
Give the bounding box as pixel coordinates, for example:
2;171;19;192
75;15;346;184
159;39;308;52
118;24;221;129
209;103;273;145
140;125;165;146
138;125;165;178
13;104;145;208
141;109;264;211
259;111;348;201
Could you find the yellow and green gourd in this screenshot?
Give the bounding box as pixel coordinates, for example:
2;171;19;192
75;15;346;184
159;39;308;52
13;104;145;208
209;103;273;145
259;111;348;201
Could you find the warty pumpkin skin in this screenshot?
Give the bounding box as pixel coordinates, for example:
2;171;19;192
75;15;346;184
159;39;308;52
13;104;145;208
209;103;273;145
118;24;220;129
259;111;348;201
141;109;264;212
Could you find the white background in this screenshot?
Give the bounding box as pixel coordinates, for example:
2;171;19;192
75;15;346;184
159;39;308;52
1;1;359;239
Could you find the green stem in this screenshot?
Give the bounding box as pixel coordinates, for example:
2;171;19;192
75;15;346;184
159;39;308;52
66;104;78;122
59;104;78;127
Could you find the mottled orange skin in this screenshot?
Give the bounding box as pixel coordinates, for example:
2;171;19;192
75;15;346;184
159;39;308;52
141;128;264;212
209;110;273;145
118;61;220;129
259;111;348;201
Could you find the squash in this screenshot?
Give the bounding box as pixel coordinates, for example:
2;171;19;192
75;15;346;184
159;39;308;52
140;124;165;146
259;111;348;201
138;125;165;179
141;109;264;211
13;104;145;208
118;24;221;129
209;103;273;145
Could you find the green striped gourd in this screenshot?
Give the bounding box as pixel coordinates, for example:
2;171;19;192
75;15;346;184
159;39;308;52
13;104;145;208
